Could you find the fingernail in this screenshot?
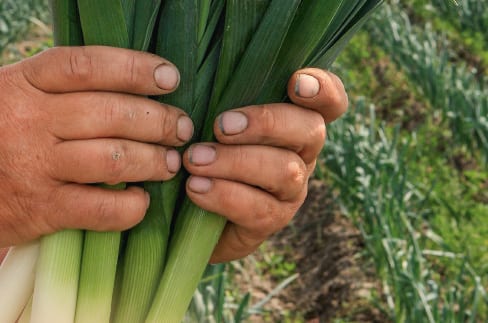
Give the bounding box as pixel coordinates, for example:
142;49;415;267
154;63;180;90
177;116;194;142
189;145;216;166
295;74;320;98
188;176;212;194
218;111;248;135
166;150;181;173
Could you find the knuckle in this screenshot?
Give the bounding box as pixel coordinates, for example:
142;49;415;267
256;104;279;137
218;184;237;210
103;143;129;183
311;113;327;145
156;148;173;180
102;96;124;126
232;145;250;168
65;47;94;82
93;195;117;228
122;54;138;86
282;158;308;191
231;228;263;254
158;105;176;142
255;200;287;236
121;192;147;227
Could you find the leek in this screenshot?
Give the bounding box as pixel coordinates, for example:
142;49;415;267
31;2;84;322
29;1;384;322
74;0;129;320
17;295;33;323
0;241;39;323
31;231;84;323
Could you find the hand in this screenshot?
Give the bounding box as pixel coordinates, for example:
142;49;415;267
0;46;193;247
184;69;348;263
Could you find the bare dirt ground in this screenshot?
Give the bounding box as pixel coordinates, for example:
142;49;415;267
236;180;389;322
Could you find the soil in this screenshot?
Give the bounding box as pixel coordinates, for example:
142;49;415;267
235;180;389;323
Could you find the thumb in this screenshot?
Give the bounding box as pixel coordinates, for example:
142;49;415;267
287;68;348;124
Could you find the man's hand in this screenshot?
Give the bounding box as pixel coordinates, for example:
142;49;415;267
184;68;348;263
0;46;192;247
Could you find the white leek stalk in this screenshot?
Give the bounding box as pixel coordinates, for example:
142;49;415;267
31;230;83;323
0;241;39;323
17;294;33;323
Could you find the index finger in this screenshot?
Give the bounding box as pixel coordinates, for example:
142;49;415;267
19;46;180;95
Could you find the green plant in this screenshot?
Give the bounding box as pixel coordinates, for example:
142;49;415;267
0;0;49;55
321;99;487;322
369;3;488;161
256;251;297;280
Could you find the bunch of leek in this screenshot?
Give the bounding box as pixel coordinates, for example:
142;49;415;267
0;0;383;322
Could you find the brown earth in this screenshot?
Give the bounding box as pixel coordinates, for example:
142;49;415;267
235;180;389;323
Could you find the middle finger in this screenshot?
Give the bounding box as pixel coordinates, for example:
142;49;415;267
48;92;194;146
183;143;308;201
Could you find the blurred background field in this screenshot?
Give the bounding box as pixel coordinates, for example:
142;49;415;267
1;0;486;322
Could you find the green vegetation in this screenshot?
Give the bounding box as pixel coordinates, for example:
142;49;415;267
324;1;488;321
0;0;49;55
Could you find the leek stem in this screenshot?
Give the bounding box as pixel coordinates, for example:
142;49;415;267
32;2;84;322
73;0;131;319
111;182;169;323
145;199;226;323
17;294;33;323
0;241;39;323
31;230;84;323
74;231;121;323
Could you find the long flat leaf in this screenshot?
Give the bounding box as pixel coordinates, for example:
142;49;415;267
310;0;384;66
197;0;225;68
312;0;384;68
256;0;345;102
49;0;84;46
78;0;129;48
121;0;136;46
133;0;162;51
206;0;271;116
154;0;199;236
197;0;212;42
202;0;301;141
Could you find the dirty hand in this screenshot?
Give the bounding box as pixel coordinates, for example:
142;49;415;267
0;46;189;247
184;68;348;263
